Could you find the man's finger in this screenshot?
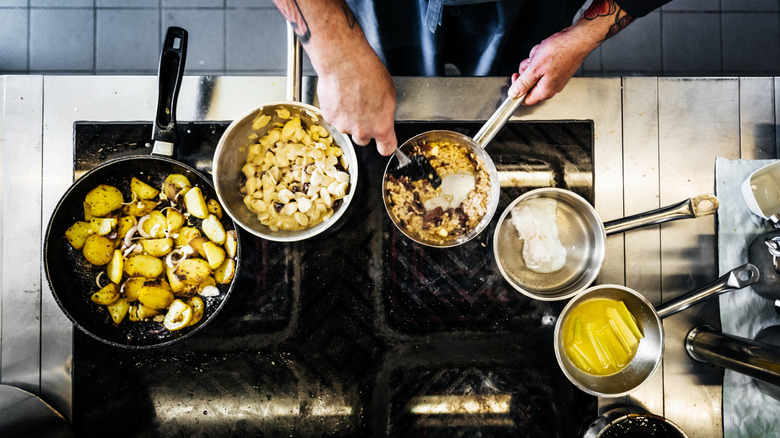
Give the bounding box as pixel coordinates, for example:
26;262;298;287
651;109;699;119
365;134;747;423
374;129;398;157
508;70;534;99
351;134;371;147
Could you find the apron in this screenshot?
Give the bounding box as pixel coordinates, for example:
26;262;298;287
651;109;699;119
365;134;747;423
346;0;583;76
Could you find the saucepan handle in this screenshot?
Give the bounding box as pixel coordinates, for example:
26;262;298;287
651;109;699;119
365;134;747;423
655;263;759;319
287;21;303;103
603;194;719;236
472;93;527;149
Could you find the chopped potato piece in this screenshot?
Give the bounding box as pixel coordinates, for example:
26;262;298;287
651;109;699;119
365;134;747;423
166;208;185;233
90;217;117;236
85;184;124;217
140;210;167;239
202;214;226;245
184;187;209;219
122;277;147;302
131;177;160;200
83;235;114;266
225;230;238;259
137;279;174;310
203;241;226;270
124;254;164;278
163;174;192;202
107;298;130;324
123;199;157;217
141;237;173;257
187;296;204;326
174;227;201;247
214;258;236;284
163;299;193;331
106;249;123;284
91;283;119;305
65;221;92;250
207;199;223;219
174;258;212;285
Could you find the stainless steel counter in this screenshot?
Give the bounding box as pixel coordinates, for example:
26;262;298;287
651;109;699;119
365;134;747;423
2;75;779;437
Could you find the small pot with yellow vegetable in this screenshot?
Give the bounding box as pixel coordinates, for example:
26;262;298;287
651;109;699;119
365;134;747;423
212;25;358;242
44;27;240;348
553;263;757;397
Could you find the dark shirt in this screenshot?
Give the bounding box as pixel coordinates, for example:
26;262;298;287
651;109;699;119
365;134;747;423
347;0;671;76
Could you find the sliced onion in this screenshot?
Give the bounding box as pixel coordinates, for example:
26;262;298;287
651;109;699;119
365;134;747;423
95;271;104;288
165;246;193;268
199;285;220;297
137;215;152;238
122;243;141;258
121;191;138;206
149;223;161;238
123;225;139;248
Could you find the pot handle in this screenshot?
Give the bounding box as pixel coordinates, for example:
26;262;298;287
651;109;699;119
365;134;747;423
655;263;759;319
603;194;719;236
472;93;527;149
287;22;303;103
152;26;188;157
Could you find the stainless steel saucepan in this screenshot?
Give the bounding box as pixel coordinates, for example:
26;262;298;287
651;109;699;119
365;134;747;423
382;94;527;248
212;24;358;242
493;188;720;301
554;263;758;398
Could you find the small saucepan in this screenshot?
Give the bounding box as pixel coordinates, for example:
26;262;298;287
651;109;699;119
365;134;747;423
44;27;240;348
213;25;358;242
493;188;720;301
382;94;526;247
553;263;758;397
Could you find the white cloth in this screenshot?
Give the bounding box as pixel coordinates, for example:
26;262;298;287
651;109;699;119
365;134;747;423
715;157;780;437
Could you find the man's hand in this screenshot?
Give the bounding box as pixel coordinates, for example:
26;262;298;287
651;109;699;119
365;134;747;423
272;0;397;155
316;50;398;156
508;0;634;105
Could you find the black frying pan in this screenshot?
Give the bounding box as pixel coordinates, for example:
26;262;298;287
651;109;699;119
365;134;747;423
44;27;240;348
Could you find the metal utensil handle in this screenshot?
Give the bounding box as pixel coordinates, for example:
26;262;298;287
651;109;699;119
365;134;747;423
603;194;718;236
152;26;187;156
686;324;780;386
472;93;527;149
655;263;759;319
287;22;303;103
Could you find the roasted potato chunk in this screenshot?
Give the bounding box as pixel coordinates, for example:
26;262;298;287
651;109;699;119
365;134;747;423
90;218;117;236
131;177;160;200
106;249;124;284
107;298;130;324
207;199;223;219
163;174;192;202
166;208;185;233
124;254;164;278
187;296;205;326
174;258;212;285
123;199;157;217
122;277;147;302
140;210;167;239
91;283;119;305
65;221;92;250
214;258;236;284
85;184;123;217
163;299;193;331
137;279;174;310
141;237;173;257
175;227;201;247
203;241;226;270
184;186;209;219
202;214;226;245
83;235;114;266
225;230;238;259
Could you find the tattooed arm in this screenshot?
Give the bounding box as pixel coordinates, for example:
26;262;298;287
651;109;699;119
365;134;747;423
507;0;634;105
272;0;397;155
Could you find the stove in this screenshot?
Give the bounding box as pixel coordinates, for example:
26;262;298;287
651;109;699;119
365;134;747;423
71;119;596;437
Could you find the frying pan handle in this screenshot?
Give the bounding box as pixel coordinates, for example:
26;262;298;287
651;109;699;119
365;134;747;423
655;263;759;319
152;26;188;155
472;93;526;149
287;22;302;102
